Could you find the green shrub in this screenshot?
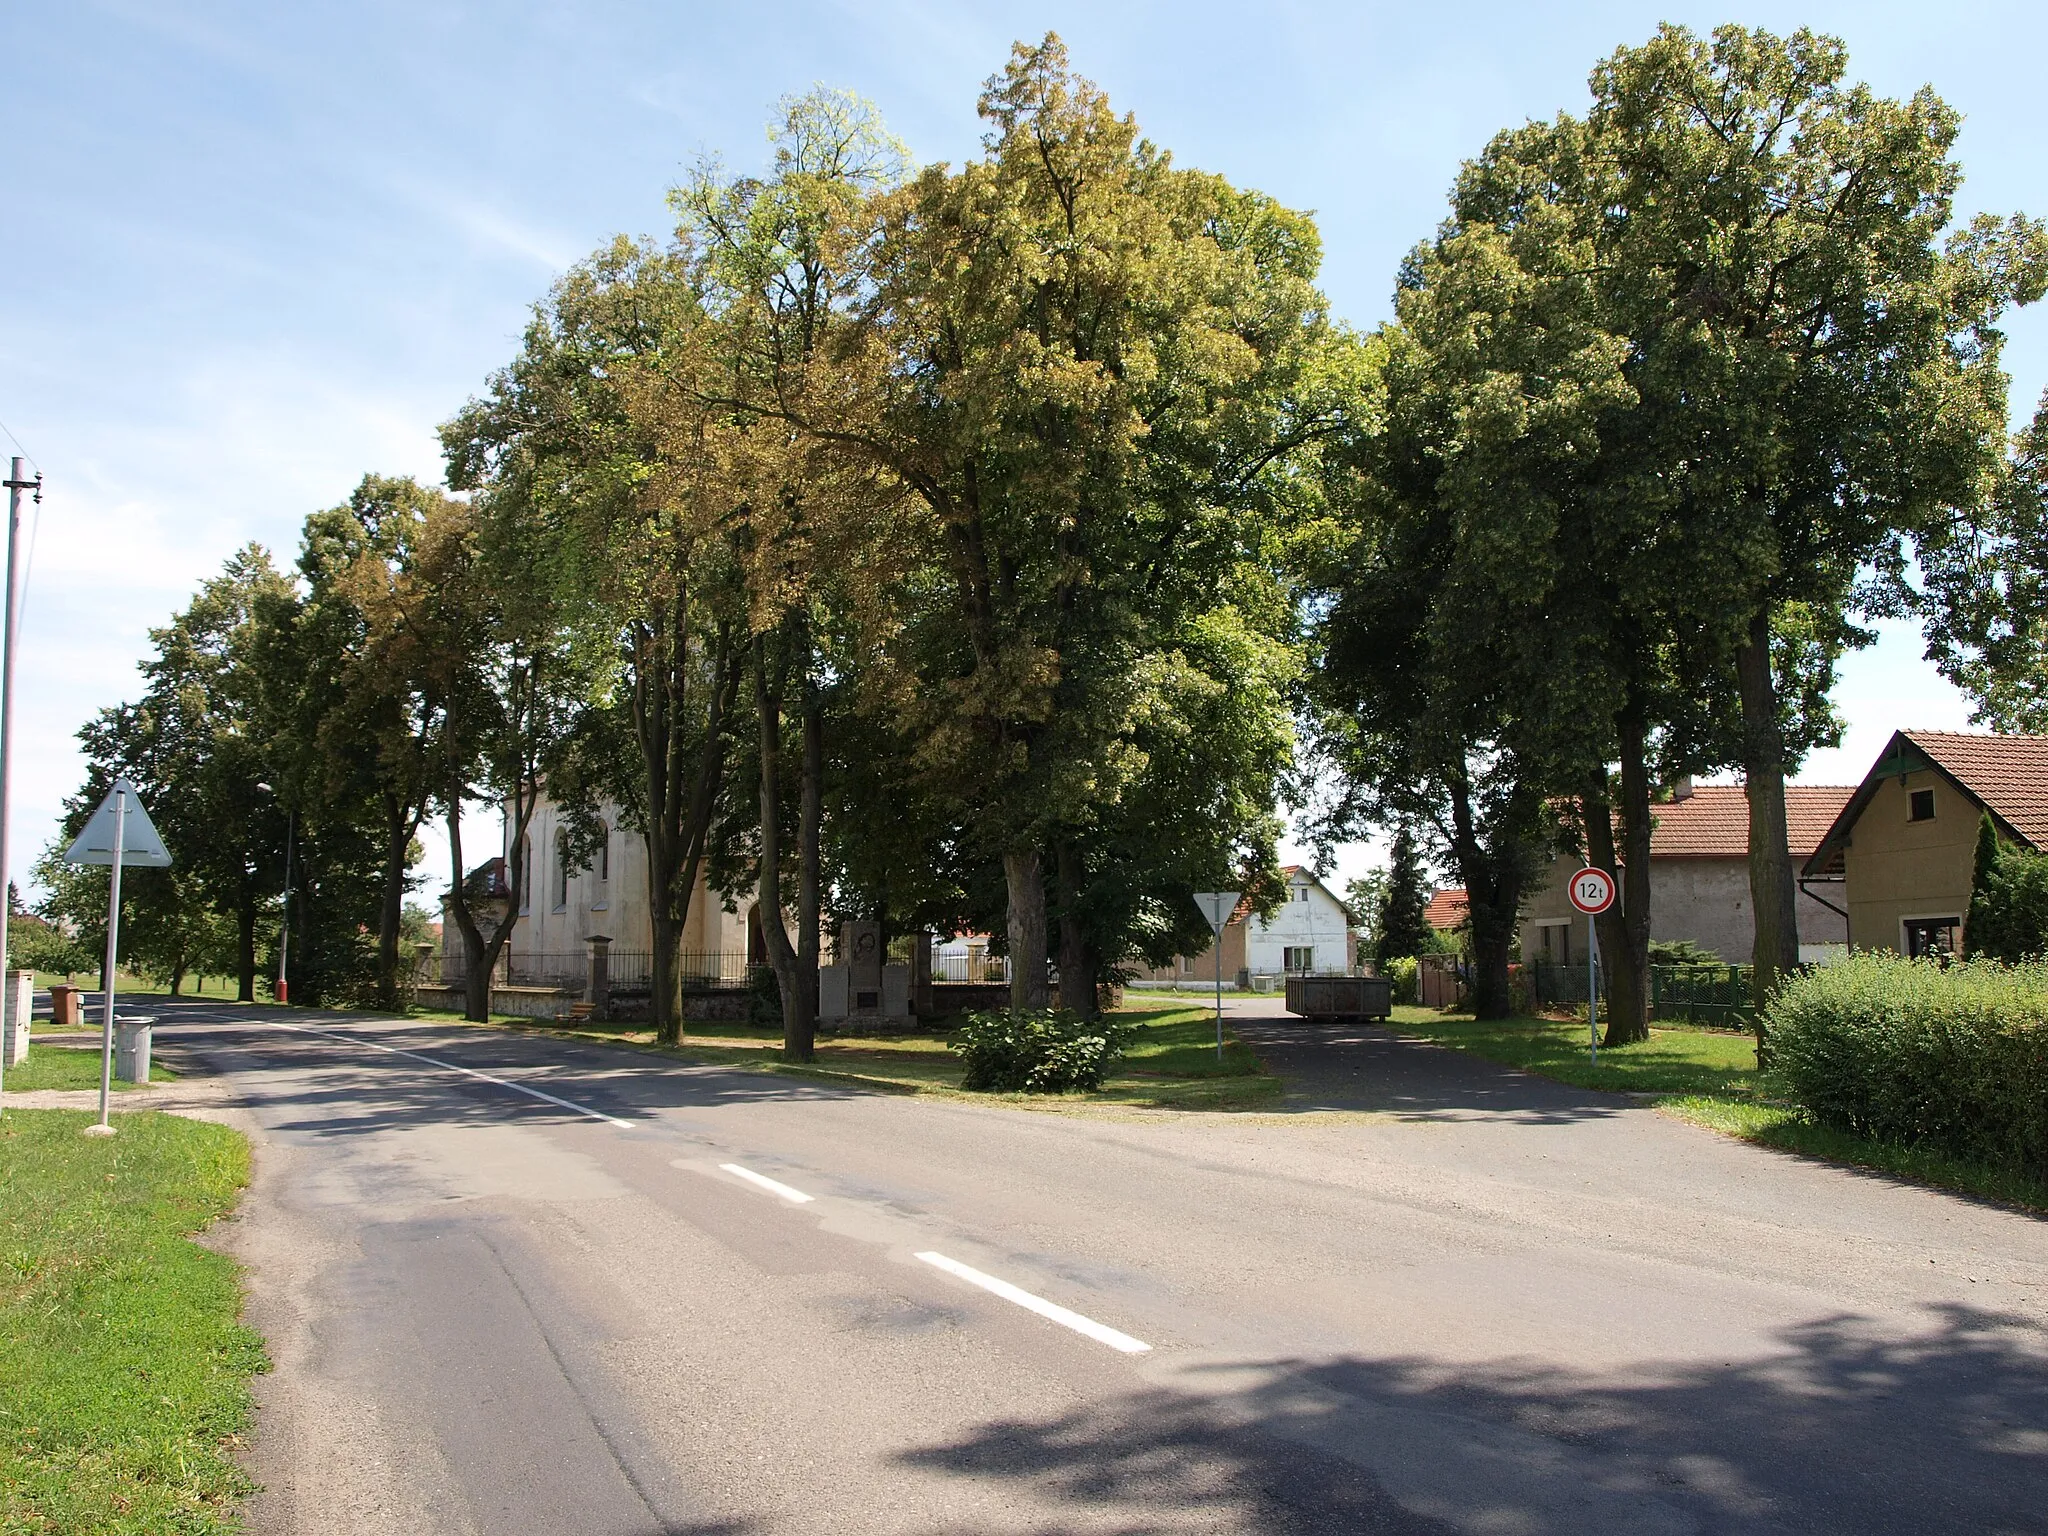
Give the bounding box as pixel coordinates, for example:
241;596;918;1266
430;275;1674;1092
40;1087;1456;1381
951;1008;1132;1093
1387;955;1419;1005
1766;951;2048;1180
1966;812;2048;962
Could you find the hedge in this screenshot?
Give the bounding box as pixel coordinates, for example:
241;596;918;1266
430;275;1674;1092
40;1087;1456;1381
951;1008;1132;1093
1765;952;2048;1181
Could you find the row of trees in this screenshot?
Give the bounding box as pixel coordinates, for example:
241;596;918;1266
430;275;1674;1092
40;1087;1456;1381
43;27;2048;1055
1305;23;2046;1046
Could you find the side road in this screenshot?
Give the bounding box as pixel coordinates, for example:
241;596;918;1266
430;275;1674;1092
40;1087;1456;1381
130;999;2048;1534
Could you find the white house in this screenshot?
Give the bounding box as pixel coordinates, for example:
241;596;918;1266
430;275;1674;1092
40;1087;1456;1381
1244;866;1355;977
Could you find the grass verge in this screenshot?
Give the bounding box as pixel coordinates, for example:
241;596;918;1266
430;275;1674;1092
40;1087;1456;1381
1386;1005;1755;1095
1388;1005;2045;1214
471;1003;1281;1112
0;1109;269;1534
1658;1095;2048;1215
5;1044;178;1093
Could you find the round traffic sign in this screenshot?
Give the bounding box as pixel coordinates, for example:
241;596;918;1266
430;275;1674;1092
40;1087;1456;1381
1568;866;1616;915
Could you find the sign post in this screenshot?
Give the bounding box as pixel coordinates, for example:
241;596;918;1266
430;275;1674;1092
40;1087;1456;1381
1192;892;1240;1062
1567;867;1616;1064
63;778;171;1135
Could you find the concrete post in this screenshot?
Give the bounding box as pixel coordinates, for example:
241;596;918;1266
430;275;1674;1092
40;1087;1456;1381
1;969;28;1066
588;935;611;1018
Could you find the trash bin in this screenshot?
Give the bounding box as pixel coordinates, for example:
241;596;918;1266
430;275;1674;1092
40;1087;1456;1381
48;984;82;1029
114;1015;154;1085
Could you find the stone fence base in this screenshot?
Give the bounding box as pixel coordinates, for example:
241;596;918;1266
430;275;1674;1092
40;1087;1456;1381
415;983;579;1021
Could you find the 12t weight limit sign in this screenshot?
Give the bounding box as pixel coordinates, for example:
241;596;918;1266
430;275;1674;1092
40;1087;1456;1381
1569;867;1615;916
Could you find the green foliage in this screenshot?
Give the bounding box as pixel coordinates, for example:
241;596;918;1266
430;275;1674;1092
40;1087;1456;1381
951;1007;1133;1093
1374;827;1433;964
0;1110;268;1534
1765;952;2048;1180
1385;955;1419;1006
1965;813;2048;962
9;912;96;978
1647;939;1721;966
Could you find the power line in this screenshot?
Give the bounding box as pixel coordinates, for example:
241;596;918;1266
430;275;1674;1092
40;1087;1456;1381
0;418;39;477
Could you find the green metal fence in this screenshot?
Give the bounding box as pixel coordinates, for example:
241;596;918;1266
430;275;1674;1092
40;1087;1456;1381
1649;964;1754;1028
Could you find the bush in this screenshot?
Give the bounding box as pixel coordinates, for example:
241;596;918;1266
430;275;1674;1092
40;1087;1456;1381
1387;955;1419;1005
951;1008;1132;1093
1766;951;2048;1181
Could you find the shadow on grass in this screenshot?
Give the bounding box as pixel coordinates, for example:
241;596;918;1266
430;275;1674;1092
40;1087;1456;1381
895;1304;2048;1535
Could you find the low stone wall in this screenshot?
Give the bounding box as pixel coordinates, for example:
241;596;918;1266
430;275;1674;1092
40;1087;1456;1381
600;987;751;1024
417;983;579;1021
926;981;1010;1016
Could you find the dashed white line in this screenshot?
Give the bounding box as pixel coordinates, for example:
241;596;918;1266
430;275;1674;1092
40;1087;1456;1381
915;1251;1152;1354
261;1020;634;1128
719;1162;816;1203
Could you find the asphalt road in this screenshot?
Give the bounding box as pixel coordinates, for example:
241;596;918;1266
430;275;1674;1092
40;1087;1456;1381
106;998;2048;1534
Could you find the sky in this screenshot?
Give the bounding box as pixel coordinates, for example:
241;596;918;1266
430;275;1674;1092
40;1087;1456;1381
2;0;2044;902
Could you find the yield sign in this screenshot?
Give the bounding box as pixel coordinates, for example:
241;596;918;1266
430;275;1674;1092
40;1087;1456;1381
1192;891;1241;935
63;778;172;867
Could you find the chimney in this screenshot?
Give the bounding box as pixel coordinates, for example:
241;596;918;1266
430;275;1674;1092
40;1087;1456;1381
1672;774;1694;802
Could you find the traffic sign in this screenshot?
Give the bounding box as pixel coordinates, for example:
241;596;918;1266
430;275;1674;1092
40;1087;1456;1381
1192;891;1241;935
1568;866;1615;915
64;779;171;867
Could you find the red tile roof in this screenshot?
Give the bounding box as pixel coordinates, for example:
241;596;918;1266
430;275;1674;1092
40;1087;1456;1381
1904;731;2048;849
1648;784;1855;860
1423;888;1468;930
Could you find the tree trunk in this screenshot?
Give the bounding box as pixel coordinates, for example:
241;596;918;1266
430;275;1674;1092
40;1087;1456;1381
1055;841;1097;1017
1004;848;1051;1010
651;912;683;1044
375;797;413;1012
754;635;816;1063
1583;697;1654;1046
1448;778;1524;1020
1736;608;1801;1060
237;893;257;1002
169;956;185;996
797;681;823;1010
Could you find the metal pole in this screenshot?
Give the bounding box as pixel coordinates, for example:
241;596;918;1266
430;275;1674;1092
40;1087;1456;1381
276;808;292;1003
0;458;30;1116
1215;922;1224;1061
88;789;126;1135
1588;913;1599;1065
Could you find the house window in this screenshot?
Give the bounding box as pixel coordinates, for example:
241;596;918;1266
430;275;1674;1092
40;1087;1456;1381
553;831;571;911
518;837;531;914
1903;918;1958;960
596;822;609;882
1909;788;1936;822
1283;945;1314;973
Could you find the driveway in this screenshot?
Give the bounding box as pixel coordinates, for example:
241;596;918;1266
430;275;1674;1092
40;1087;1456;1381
102;999;2048;1533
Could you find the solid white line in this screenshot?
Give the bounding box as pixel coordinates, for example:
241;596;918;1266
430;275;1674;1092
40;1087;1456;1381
262;1020;634;1129
915;1251;1151;1354
719;1163;816;1203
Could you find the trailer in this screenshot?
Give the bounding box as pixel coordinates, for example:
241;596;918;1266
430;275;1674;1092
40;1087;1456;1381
1284;973;1393;1022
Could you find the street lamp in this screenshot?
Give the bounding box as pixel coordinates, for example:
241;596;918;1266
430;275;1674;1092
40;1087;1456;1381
258;783;293;1004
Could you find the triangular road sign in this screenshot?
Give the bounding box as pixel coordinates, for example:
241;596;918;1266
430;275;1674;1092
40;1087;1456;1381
1192;891;1241;935
63;778;172;867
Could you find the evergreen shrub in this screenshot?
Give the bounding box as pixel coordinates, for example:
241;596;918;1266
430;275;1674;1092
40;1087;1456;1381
1766;951;2048;1180
1387;955;1419;1005
952;1008;1132;1093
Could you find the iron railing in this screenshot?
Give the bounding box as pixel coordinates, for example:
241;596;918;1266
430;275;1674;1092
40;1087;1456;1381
933;952;1008;983
1525;961;1755;1027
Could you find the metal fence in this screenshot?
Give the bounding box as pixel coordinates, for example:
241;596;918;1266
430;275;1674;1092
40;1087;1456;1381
1526;961;1755;1027
934;952;1008;983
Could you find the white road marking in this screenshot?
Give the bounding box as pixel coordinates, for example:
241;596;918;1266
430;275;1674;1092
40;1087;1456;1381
261;1020;634;1128
915;1251;1152;1354
719;1163;816;1203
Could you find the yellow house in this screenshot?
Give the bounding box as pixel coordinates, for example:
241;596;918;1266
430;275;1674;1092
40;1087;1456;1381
1801;730;2048;957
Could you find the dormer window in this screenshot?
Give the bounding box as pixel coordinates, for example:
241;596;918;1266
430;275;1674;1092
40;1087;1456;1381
1909;788;1935;823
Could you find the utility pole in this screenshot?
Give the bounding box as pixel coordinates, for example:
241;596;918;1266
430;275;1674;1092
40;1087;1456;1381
0;458;41;1117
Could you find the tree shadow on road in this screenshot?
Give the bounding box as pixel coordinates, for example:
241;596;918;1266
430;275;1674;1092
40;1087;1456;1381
895;1303;2048;1535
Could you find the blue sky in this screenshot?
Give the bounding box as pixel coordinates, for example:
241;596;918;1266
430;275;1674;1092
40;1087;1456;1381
3;0;2044;897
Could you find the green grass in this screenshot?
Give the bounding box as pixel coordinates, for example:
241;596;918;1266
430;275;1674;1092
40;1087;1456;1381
1660;1095;2048;1215
1387;1004;1756;1095
0;1109;269;1534
4;1045;177;1094
1389;1004;2047;1214
472;1003;1281;1112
